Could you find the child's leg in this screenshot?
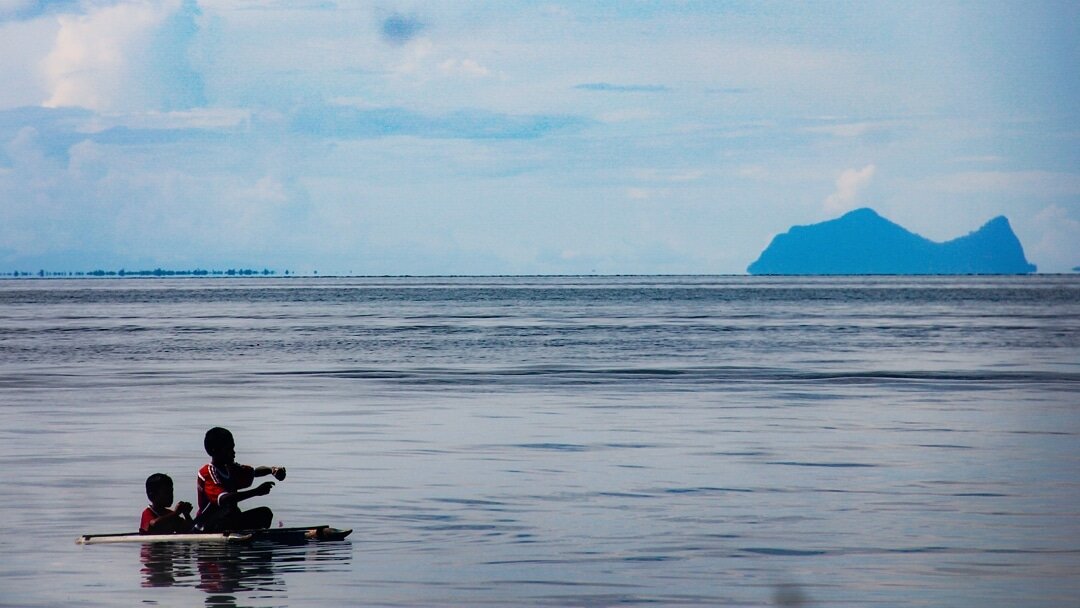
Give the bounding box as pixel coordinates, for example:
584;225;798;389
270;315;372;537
193;508;228;533
232;507;273;530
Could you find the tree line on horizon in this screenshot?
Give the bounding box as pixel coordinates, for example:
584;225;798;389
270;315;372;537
3;268;286;278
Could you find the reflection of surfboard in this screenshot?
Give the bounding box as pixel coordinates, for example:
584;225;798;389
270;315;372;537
76;525;351;545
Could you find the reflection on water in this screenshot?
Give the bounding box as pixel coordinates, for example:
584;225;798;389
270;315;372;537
141;543;194;588
139;540;351;606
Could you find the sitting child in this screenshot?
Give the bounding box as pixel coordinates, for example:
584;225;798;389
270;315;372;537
193;427;286;532
141;473;194;534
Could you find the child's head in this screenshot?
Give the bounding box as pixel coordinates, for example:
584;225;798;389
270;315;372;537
145;473;174;508
204;427;235;463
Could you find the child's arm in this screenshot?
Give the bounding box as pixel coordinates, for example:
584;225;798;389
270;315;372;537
176;501;194;531
144;502;193;534
254;466;287;481
219;481;276;506
227;466;284;504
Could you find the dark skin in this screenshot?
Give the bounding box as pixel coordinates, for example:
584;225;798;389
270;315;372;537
208;438;286;507
146;483;194;533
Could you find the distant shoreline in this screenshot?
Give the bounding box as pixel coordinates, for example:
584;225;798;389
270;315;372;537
2;268;281;279
2;271;1076;280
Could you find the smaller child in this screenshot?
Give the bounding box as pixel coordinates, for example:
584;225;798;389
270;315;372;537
141;473;194;534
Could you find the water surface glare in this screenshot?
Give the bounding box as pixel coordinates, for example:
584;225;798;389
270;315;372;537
1;276;1078;606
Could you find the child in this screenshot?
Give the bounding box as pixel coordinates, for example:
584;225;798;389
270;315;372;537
193;427;287;532
141;473;194;534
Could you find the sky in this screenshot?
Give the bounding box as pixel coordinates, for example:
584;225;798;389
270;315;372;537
0;0;1077;275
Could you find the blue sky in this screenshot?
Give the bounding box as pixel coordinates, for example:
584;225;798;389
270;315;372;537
0;0;1077;274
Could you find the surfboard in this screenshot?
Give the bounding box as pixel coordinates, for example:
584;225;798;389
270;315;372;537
76;525;351;545
76;531;252;545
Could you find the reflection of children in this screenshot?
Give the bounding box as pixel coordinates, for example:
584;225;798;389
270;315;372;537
194;427;286;532
141;473;194;534
141;543;179;587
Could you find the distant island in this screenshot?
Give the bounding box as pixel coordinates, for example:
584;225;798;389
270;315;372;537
748;208;1037;275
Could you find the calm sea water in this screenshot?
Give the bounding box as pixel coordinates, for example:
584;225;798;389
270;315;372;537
0;276;1077;607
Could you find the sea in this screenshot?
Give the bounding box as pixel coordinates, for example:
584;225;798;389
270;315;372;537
0;275;1077;607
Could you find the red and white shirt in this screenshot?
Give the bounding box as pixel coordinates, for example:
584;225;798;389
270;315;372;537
141;504;185;534
196;463;255;517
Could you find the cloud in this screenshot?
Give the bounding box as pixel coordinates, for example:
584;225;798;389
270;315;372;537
948;155;1004;164
390;36;433;76
0;116;307;270
575;83;670;93
0;0;36;18
0;106;91;161
3;125;47;172
931;170;1080;196
737;165;769;180
0;106;243;169
66;138;108;180
0;0;77;21
291;105;588;140
380;12;424;46
88;108;252;131
239;175;288;204
596;109;656;123
803;121;895;138
41;0;204;112
439;58;490;78
1;124;91;256
632;168;706;182
86;126;226;146
1030;204;1080;272
705;87;749;95
824;164;875;214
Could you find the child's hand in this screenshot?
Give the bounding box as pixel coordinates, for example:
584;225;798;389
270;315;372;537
176;501;193;515
272;466;287;481
255;481;275;496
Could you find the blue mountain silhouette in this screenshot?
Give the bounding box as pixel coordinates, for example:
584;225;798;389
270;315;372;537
747;208;1036;274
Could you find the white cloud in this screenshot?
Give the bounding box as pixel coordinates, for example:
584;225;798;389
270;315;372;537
67;139;109;181
0;17;56;108
43;2;164;110
803;121;894;138
395;42;495;84
328;96;379;109
931;171;1080;196
597;108;655;123
5;126;51;175
41;0;203;112
239;175;288;204
737;165;769;180
824;164;875;214
539;5;573;19
77;108;251;133
948;155;1004;164
1030;204;1080;273
633;169;705;182
391;37;434;76
0;0;36;19
1;126;83;254
438;58;491;78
